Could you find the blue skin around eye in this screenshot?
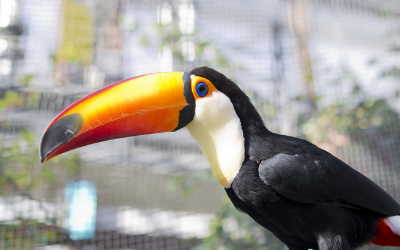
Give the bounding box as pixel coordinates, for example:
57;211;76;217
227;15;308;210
196;82;208;97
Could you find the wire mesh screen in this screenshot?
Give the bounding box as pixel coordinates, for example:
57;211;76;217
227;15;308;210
0;0;399;249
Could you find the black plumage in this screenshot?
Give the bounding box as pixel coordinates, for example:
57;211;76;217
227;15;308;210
191;67;400;250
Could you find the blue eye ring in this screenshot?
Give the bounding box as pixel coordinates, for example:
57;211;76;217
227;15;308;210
196;82;209;97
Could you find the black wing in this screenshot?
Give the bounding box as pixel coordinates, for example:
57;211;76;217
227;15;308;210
259;151;400;216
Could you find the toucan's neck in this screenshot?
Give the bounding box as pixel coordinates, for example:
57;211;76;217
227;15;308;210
231;94;272;160
218;83;272;153
185;87;270;188
187;67;271;187
233;98;270;138
186;91;246;188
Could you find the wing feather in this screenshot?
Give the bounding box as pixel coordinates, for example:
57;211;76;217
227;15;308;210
259;152;400;216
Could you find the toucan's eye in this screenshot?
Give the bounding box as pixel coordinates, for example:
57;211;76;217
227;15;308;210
196;82;209;97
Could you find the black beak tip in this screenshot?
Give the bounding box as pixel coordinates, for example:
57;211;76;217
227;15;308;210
40;135;61;163
40;145;49;163
39;114;83;163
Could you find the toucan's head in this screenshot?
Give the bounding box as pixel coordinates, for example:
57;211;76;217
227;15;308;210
40;67;265;187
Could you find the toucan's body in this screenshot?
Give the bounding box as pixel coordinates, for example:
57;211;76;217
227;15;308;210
226;133;400;249
40;67;400;250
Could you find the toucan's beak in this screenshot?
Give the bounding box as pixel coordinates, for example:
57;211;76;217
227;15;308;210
40;72;194;162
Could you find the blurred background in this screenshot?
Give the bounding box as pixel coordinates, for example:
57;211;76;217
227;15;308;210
0;0;399;249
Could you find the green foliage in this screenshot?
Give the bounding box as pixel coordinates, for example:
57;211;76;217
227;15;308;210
166;170;215;198
0;90;82;247
17;74;37;87
380;66;400;78
55;0;93;65
195;200;286;250
0;90;41;111
0;219;62;250
0;127;81;195
142;11;243;74
0;90;24;111
300;65;400;147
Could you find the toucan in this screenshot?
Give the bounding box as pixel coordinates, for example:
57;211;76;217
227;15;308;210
40;67;400;250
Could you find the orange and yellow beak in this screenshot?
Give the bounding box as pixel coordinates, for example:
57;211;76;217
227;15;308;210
40;72;195;162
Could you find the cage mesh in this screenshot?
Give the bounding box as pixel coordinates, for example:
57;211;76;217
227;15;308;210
0;0;399;249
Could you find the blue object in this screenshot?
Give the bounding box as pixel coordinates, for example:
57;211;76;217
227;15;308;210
196;82;209;97
64;180;97;240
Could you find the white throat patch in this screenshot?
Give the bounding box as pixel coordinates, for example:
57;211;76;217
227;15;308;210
186;91;245;188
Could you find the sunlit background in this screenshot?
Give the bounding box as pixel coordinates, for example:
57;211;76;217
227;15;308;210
0;0;400;249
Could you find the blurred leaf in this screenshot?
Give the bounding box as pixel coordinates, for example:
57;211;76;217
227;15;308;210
55;0;94;65
389;45;400;53
351;83;361;95
366;58;378;65
17;74;37;87
167;170;215;198
0;91;24;111
0;219;63;249
0;90;83;246
195;199;287;250
380;67;400;78
41;167;57;183
140;34;149;46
